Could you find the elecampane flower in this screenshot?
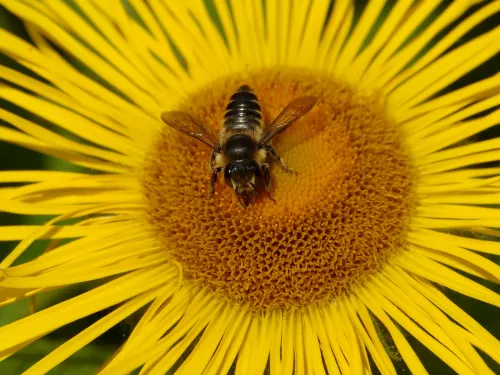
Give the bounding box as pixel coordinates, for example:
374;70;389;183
0;0;499;374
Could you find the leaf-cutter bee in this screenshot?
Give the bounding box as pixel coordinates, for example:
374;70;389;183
161;85;317;208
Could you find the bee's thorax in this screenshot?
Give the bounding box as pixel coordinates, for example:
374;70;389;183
224;134;256;160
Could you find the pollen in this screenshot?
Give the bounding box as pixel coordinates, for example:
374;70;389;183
142;69;416;309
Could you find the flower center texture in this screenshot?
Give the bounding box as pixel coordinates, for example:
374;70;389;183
142;69;416;309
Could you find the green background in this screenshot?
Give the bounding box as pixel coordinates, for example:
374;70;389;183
0;1;499;374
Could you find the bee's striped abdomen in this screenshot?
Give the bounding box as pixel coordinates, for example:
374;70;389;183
224;85;262;131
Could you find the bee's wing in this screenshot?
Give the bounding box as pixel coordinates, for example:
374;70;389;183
161;111;221;150
259;96;317;145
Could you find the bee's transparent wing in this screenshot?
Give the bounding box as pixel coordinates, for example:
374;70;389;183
259;96;317;145
161;111;221;150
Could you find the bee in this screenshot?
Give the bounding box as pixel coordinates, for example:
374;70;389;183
161;85;317;208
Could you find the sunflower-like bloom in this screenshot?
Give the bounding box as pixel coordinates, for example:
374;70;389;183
0;0;499;374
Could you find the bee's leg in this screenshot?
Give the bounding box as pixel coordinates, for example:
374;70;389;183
210;167;222;196
261;163;276;203
209;150;218;172
261;163;271;191
264;145;297;174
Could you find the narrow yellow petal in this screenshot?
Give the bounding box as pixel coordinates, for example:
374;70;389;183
0;266;171;353
23;290;158;375
317;0;352;70
1;253;165;288
386;267;500;366
337;299;364;374
417;204;500;220
411;228;500;255
19;63;159;146
287;0;313;65
185;0;234;70
418;139;500;168
390;268;500;364
394;28;500;110
413;246;493;281
147;320;214;375
0;170;88;183
41;0;160;96
251;0;268;66
408;88;500;146
281;308;295;375
0;205;140;268
254;311;273;374
362;0;439;87
409;231;500;277
357;288;429;375
0;1;161;114
377;1;470;88
293;310;306;375
235;312;264;375
0;287;48;308
353;0;413;85
212;0;238;57
145;302;224;375
413;217;500;229
116;287;194;363
33;191;141;206
319;305;350;374
0;91;137;159
298;0;331;67
420;167;500;185
335;0;387;78
6;226;147;278
395;252;500;307
236;1;263;67
370;278;481;375
417;175;500;195
74;0;166;90
101;291;220;375
303;309;328;375
145;1;205;76
420;151;500;175
0;29;150;126
420;192;500;205
308;306;340;375
0;65;135;140
0;127;123;173
0;199;96;216
326;3;354;73
202;305;251;375
268;310;283;374
157;2;231;79
402;100;468;136
345;296;397;375
176;302;236;374
3;174;138;202
385;1;500;93
393;73;500;123
414;109;500;158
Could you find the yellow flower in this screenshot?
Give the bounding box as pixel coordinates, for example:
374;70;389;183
0;0;499;374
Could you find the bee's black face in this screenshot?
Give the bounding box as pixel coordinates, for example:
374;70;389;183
224;160;260;207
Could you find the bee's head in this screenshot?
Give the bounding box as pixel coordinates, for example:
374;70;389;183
224;160;260;208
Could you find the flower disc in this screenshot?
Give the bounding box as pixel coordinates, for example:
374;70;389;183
143;69;416;308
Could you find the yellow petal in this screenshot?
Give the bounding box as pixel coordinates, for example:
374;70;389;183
0;266;172;353
23;289;158;375
395;252;500;307
357;287;428;375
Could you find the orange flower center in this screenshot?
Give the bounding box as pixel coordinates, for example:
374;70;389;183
142;69;416;309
